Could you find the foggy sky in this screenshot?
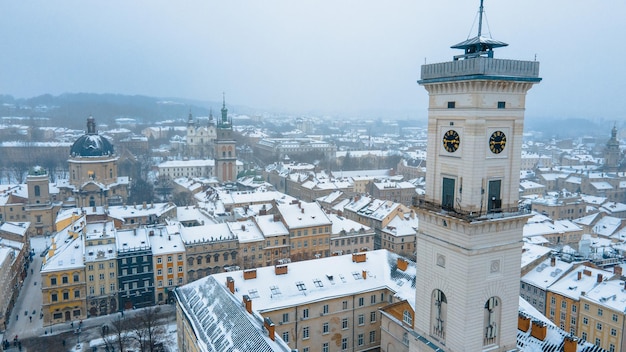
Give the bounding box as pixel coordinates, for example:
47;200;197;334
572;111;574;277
1;1;624;120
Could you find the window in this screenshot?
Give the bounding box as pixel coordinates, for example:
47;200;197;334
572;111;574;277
342;301;348;310
157;269;162;276
584;303;589;311
74;290;80;298
62;276;68;284
63;292;69;300
323;304;329;315
581;332;587;340
88;275;94;282
282;313;289;323
302;326;309;339
168;268;173;274
370;294;376;304
87;265;93;271
611;328;617;336
98;263;104;270
613;313;618;322
358;297;364;306
99;274;105;280
551;297;556;305
572;305;577;313
497;101;506;109
447;101;456;109
282;331;289;343
403;310;413;325
370;311;377;323
323;322;329;334
402;332;409;346
157;258;162;264
178;254;183;261
597;322;602;331
369;330;376;343
167;256;172;262
570;317;576;326
342;318;348;329
598;308;603;317
178;266;183;272
322;343;329;352
341;338;348;351
595;338;601;346
51;277;57;285
358;314;364;326
561;300;567;309
583;317;588;325
51;293;58;302
610;344;615;352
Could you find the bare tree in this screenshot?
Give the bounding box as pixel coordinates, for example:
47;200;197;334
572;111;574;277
103;313;133;352
130;306;169;352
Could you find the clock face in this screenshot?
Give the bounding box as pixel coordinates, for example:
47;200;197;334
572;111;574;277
489;131;507;154
442;130;460;153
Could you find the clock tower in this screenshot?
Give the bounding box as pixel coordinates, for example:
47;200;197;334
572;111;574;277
413;1;541;351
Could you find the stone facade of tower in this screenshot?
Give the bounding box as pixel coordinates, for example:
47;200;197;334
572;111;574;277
214;99;237;182
413;49;541;351
604;125;621;172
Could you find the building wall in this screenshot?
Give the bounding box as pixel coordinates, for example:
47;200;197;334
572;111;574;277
578;297;624;351
184;239;239;282
42;269;87;325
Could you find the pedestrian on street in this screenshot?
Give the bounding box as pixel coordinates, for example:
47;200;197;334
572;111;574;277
29;316;32;322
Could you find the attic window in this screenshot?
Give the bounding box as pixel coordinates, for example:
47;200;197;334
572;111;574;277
313;278;323;288
270;286;281;296
352;272;362;280
248;289;260;299
296;281;307;291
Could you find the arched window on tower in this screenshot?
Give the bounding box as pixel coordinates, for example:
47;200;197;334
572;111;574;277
431;289;447;342
34;185;41;197
109;168;113;179
484;297;501;347
89;196;96;207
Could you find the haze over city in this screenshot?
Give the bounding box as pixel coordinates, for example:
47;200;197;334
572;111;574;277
1;1;625;119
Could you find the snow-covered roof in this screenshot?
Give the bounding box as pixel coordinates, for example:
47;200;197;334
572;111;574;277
548;265;612;300
276;201;332;230
327;213;371;235
204;250;417;313
179;223;235;245
382;215;418;238
175;275;292;352
520;243;552;270
42;215;86;273
254;214;289;238
150;227;185;256
0;221;29;237
228;219;264;244
521;258;573;290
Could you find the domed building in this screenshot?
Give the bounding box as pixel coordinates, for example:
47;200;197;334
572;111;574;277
61;116;129;207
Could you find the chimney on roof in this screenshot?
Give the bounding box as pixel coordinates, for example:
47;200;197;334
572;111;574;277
275;264;288;275
226;277;235;294
362;270;367;280
614;266;623;277
352;253;366;263
397;258;409;271
243;269;257;280
563;336;579;352
143;201;147;209
301;208;304;214
578;271;582;280
149;230;154;236
518;313;531;332
273;214;281;222
584;269;591;276
597;273;603;283
530;320;547;341
243;295;252;314
550;257;556;267
264;317;275;341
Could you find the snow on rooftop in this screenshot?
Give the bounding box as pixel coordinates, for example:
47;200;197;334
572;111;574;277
548;265;612;300
520;243;552;270
255;214;289;238
179;223;234;244
149;227;185;256
42;215;86;273
192;250;417;313
277;201;332;230
521;258;573;290
116;227;151;251
228;219;264;243
584;279;626;315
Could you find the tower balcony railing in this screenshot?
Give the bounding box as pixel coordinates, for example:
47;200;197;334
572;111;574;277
420;57;540;82
416;199;529;222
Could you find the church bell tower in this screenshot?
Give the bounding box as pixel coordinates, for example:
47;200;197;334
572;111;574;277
214;93;237;182
413;1;541;351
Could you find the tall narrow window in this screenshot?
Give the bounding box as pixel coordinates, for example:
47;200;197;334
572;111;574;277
484;297;501;347
431;289;447;341
34;185;41;197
